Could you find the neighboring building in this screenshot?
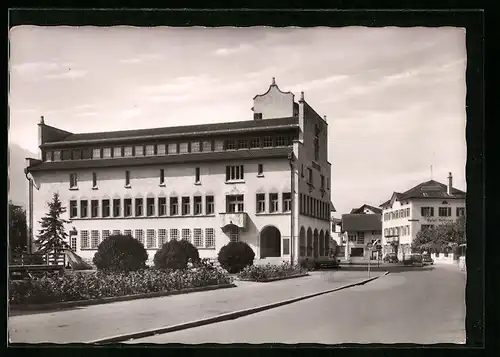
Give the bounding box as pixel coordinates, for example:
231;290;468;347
379;173;466;261
24;78;333;264
350;204;382;215
341;213;382;260
330;217;343;257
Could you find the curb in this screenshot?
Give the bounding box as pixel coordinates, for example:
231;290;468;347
9;283;236;312
239;273;309;283
91;271;389;344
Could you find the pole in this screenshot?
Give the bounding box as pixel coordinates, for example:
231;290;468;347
368;249;371;278
288;154;295;265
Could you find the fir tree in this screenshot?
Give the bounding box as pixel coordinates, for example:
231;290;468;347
35;193;71;254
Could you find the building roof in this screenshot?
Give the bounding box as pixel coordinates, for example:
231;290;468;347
341;214;382;232
40;117;299;147
331;218;342;224
27;147;293;172
350;204;383;214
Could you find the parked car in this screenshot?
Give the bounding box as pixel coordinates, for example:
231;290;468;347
383;253;399;263
315;257;341;269
403;254;424;267
422;254;434;265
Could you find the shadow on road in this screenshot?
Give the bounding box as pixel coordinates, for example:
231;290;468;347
9;305;87;317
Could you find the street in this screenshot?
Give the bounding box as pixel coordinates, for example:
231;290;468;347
130;265;466;344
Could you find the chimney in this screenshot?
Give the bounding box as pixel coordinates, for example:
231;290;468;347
299;91;305;102
37;116;45;159
447;172;453;195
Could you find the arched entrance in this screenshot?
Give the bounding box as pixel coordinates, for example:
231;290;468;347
325;231;330;256
260;226;281;258
319;230;325;257
313;229;319;258
306;228;313;257
299;227;306;257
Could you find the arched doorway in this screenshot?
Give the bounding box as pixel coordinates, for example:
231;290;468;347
299;227;306;257
306;228;313;257
313;229;319;258
325;231;330;256
260;226;281;258
319;231;325;257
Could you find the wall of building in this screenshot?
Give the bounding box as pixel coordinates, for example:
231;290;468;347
253;85;295;120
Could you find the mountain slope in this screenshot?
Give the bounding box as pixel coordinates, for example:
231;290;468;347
8;143;37;209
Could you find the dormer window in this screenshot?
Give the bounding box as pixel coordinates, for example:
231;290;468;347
254;113;262;120
225;140;236;150
168;143;177;154
135;145;144;156
157;144;166;155
113;147;122;157
124;146;133;157
179;142;189;153
263;136;273;147
102;148;111;158
53;150;61;161
92;148;101;159
145;144;155;156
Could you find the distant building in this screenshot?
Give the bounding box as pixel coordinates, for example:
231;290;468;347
380;172;466;260
24;78;334;265
350;204;382;215
341;213;382;260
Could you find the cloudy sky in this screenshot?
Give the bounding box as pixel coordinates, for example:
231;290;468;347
8;26;466;215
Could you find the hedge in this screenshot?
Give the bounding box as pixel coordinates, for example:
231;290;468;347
237;262;308;282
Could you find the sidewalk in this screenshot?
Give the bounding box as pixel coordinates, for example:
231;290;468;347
9;270;382;343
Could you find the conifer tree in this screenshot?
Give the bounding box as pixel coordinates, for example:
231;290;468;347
34;193;71;254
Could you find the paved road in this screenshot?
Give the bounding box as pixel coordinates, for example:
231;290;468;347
131;265;466;344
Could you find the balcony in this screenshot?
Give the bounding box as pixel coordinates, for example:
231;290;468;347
220;212;248;230
385;235;400;244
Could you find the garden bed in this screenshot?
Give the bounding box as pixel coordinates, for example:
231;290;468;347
9;266;233;307
237;263;309;282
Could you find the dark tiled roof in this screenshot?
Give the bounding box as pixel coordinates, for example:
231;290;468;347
341;214;382;232
27;147;293;172
350;204;383;214
42;117;299;147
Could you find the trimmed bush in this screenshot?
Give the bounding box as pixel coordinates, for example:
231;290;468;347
9;266;232;305
238;262;308;282
218;241;255;273
299;258;316;271
154;240;199;270
93;235;148;272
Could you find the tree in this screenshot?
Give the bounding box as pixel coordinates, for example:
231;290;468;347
34;193;71;254
412;217;466;254
9;201;27;253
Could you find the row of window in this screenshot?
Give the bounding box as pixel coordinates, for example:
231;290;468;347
77;228;216;250
421;206;465;217
301;166;330;191
384;226;411;237
45;135;294;162
298;231;330;257
347;231;382;244
384;208;411;221
299;194;330;221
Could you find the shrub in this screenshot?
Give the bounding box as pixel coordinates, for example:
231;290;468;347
238;262;308;282
9;266;232;305
93;234;148;272
218;241;255;273
154;240;199;270
299;258;316;271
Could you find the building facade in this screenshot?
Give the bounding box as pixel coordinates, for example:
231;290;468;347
25;79;333;264
380;173;466;261
341;210;382;261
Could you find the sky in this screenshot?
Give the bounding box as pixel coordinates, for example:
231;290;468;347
8;26;467;215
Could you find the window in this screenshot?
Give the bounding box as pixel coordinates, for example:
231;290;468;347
92;172;97;188
147;198;155;216
135;145;144;156
113;147;122;157
307;168;313;185
102;230;110;242
61;149;71;161
146;229;156;248
182;228;191;242
195;167;201;183
69;200;78;218
160;169;165;185
179;142;189;153
170;229;179;241
275;136;285;146
225;139;236;150
214;140;224;151
406;208;410;217
168;143;177;154
158;229;167;247
124;229;132;237
263;136;273;147
135;229;144;245
301;164;304;177
70;235;77;251
205;228;215;247
91;230;100;248
170;197;179;216
439;207;452;217
72;149;82;160
237;139;248;149
145;144;155;156
191;141;200;152
181;197;190;216
421;207;434;217
406;225;410;236
102;199;110;218
53;151;61;161
80;200;88;218
256;193;265;213
69;173;78;188
80;230;89;249
283;193;291;212
124;146;133;157
113;199;121;217
327;177;330;190
269;193;279;213
158;197;167;216
103;148;112;158
314;137;319;161
193;228;203;248
112;230;121;236
258;164;264;176
92;148;101;159
157;144;166;155
194;196;202;215
227;195;244;213
202;141;212;152
206;196;214;215
226;165;244;181
348;234;356;242
228;226;239;242
456;207;465;216
251;137;260;148
125;170;130;187
91;200;99;218
124;199;132;217
395;210;399;219
254;112;263;120
320;175;325;190
135;198;143;216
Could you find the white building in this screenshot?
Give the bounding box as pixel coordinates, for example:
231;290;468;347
380;173;466;261
24;78;334;265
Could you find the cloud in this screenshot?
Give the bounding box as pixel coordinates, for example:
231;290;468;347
118;107;142;120
289;74;350;93
11;60;87;80
147;94;190;103
44;69;87;79
214;44;253;56
119;53;162;64
76;111;98;117
11;61;60;75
